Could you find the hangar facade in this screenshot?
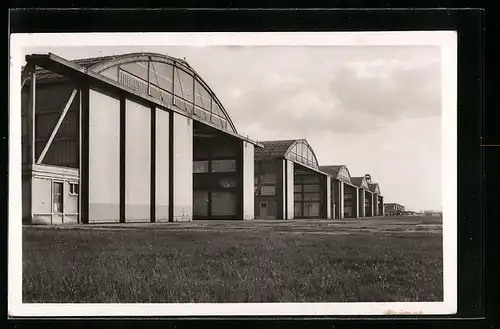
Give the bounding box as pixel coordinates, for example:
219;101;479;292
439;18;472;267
21;52;260;224
254;139;331;220
319;166;385;219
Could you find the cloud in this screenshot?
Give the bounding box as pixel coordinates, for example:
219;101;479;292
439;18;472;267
330;58;441;121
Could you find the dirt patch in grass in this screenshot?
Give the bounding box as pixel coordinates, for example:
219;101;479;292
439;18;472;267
23;220;443;303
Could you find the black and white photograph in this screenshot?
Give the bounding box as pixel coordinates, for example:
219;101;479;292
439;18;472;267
8;31;457;317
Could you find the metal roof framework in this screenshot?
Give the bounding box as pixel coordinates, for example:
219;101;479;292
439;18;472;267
319;165;354;185
23;52;263;148
255;139;327;175
351;176;371;191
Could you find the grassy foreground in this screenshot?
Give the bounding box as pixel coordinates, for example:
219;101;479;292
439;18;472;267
22;219;443;303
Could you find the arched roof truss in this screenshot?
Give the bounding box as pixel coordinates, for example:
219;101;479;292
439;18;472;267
88;53;237;134
284;139;320;170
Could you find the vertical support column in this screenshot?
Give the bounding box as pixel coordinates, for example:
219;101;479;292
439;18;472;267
27;70;36;164
285;160;294;220
370;193;375;217
380;196;385;216
150;105;156;222
282;159;286;219
171;113;193;221
276;159;285;220
25;70;36;224
168;111;174;221
119;96;126;223
80;87;90;224
374;193;379;216
354;187;359;218
242;141;254;220
78;89;82;224
339;181;344;219
326;176;331;219
359;188;365;218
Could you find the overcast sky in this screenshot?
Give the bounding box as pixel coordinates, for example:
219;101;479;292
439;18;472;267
23;44;442;211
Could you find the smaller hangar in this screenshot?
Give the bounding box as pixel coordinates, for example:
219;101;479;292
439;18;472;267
320;166;385;219
254;139;331;220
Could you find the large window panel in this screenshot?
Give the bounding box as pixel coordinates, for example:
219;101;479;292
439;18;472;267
120;62;149;81
193;160;209;173
212;159;236;172
195;80;212;110
212;191;237;216
303;184;321;193
261;185;276;196
150;62;173;92
174;67;194;101
193;190;209;217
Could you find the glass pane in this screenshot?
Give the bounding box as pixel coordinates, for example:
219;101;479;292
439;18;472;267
294;184;302;192
261;185;275;196
262;173;276;184
150;62;173;92
212;159;236;172
303;184;320;193
193;190;209;216
53;195;63;213
303;193;320;201
120;62;149;81
195;80;211;109
174;67;194;101
193;160;209;173
212;191;237;216
53;182;63;194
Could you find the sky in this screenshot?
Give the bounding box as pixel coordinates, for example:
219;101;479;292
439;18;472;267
22;44;443;211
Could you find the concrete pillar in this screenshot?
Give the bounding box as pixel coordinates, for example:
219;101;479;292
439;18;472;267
172;113;193;221
339;181;344;219
326;176;331;219
285;159;294;219
380;196;385;216
354;187;359;218
282;159;286;218
370;193;374;217
242;141;254;220
358;188;365;217
373;193;379;216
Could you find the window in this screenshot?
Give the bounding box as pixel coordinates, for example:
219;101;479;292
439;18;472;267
194;160;209;173
303;184;320;193
53;182;63;213
211;159;236;172
69;183;79;196
261;185;276;196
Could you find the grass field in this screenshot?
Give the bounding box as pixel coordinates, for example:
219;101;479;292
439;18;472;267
22;216;443;303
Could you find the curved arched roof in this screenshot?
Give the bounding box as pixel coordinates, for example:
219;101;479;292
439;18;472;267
351;177;370;190
32;52;238;134
319;165;352;183
255;139;320;170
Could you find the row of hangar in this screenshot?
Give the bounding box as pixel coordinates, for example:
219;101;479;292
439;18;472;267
20;52;384;224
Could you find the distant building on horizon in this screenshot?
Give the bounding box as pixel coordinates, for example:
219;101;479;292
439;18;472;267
384;203;405;216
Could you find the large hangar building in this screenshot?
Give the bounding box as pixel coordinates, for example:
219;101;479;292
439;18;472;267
21;52;260;224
